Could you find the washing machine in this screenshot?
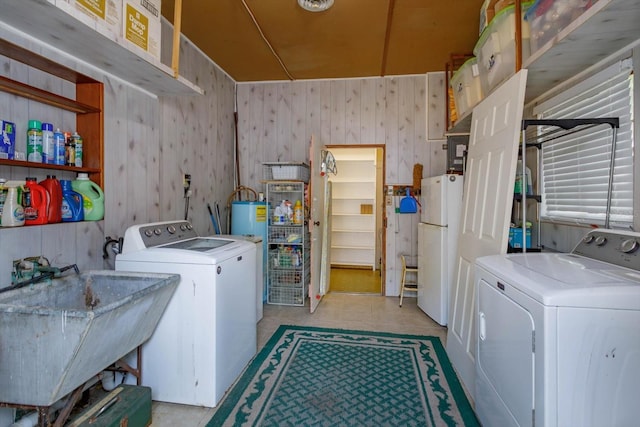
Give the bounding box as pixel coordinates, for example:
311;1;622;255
115;220;256;407
475;229;640;427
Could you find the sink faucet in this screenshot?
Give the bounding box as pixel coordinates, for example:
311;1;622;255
1;263;80;294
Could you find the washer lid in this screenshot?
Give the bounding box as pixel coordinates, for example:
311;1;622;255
162;237;232;252
476;253;640;309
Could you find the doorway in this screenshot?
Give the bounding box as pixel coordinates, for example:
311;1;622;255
327;146;384;294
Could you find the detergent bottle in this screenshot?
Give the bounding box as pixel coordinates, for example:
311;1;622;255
1;181;25;227
24;177;49;225
39;175;63;223
71;173;104;221
60;180;84;222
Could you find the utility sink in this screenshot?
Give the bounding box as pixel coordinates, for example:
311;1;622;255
0;270;179;407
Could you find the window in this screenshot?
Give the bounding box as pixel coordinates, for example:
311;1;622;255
533;60;634;227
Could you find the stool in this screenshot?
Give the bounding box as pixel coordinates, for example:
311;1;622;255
400;254;418;307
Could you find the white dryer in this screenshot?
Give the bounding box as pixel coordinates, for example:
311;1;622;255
475;229;640;427
116;220;256;407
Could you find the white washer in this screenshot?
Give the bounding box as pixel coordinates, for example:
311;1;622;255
475;229;640;427
115;220;257;407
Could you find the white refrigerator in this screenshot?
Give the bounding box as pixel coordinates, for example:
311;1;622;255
418;174;463;326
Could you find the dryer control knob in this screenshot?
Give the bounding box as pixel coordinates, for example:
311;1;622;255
620;239;639;254
595;236;607;246
583;235;595;244
167;225;176;234
154;228;162;236
144;229;153;237
180;224;187;231
186;224;193;230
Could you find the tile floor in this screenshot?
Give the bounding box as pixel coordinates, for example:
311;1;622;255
149;293;446;426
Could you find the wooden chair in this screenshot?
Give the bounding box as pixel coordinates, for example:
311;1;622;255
399;254;418;307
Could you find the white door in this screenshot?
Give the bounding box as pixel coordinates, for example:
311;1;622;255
417;222;447;325
309;135;328;313
446;70;528;398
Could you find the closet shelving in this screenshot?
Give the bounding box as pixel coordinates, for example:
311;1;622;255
329;158;376;269
512;118;620;252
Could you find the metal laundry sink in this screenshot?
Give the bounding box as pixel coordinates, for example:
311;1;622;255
0;270;179;407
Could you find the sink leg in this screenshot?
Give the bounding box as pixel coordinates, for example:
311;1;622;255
52;384;84;427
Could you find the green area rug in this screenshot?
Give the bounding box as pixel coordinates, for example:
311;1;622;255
207;325;478;426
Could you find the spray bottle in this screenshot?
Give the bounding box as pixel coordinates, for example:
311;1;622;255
1;181;25;227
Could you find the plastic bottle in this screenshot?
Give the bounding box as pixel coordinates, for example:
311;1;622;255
293;200;303;224
64;131;75;166
26;120;43;163
1;182;25;227
0;178;6;226
24;177;49;225
39;175;63;223
53;128;66;165
41;123;54;164
60;180;84;222
71;173;104;221
72;131;83;167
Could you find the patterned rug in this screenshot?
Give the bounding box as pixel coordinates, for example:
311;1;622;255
207;326;478;426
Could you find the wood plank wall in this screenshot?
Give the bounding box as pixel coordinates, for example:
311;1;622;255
236;74;448;295
0;21;236;284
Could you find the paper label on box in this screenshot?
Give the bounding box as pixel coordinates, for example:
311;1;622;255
125;3;149;50
77;0;106;19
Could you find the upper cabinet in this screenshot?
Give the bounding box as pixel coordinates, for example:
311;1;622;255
448;0;640;133
0;0;203;96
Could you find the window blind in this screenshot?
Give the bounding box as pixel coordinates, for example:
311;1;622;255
535;60;634;227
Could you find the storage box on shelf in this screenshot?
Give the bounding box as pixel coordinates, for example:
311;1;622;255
263;162;310;182
474;2;533;95
122;0;161;61
526;0;600;54
450;57;484;119
55;0;122;38
0;39;103;189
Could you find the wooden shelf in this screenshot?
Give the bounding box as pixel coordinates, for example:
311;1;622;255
523;0;640;104
0;0;203;96
447;0;640;133
0;39;104;188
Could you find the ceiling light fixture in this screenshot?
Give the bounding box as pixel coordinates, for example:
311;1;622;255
297;0;334;12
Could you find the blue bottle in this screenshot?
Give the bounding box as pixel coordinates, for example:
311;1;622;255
60;180;84;222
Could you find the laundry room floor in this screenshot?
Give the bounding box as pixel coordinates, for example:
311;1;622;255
149;293;446;426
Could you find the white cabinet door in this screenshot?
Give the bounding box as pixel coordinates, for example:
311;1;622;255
446;70;528;398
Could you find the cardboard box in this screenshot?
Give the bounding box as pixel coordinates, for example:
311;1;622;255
123;0;161;61
509;226;531;249
56;0;122;38
0;121;16;160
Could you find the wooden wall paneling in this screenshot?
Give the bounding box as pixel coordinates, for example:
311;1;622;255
276;82;292;161
413;75;430;179
219;72;236;233
103;77;129;240
430;139;447;176
75;221;105;270
306;81;322;149
248;84;264;191
125;86;150;224
290;81;307;161
158;99;178;222
147;95;160;222
384;77;399;183
360;78;376;144
397;77;415;184
375;78;386;148
263;84;278;160
427;72;446;140
330;80;346;145
0;226;42;287
319;80;332;147
345;79;361;145
236;85;252;189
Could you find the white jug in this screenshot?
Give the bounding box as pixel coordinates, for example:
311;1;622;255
1;185;25;227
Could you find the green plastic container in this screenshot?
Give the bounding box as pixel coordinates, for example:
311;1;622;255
71;173;104;221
